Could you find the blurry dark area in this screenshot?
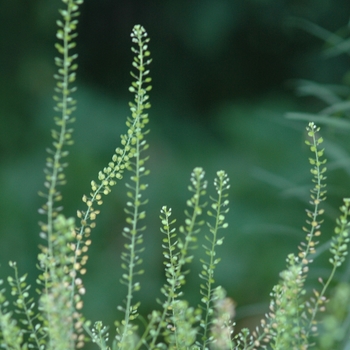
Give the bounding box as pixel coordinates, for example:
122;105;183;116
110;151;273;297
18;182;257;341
1;0;350;342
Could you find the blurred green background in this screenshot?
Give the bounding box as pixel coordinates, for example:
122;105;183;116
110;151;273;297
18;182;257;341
1;0;350;340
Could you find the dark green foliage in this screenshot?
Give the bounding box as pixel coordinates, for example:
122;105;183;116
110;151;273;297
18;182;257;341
1;1;350;349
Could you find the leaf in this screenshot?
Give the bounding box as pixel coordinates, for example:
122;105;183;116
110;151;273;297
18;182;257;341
285;112;350;130
320;101;350;115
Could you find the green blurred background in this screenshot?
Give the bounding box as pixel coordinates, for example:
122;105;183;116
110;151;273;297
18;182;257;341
1;0;350;340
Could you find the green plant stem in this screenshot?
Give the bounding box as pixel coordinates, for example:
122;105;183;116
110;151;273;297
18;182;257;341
120;131;142;345
201;184;225;348
11;264;41;349
303;129;324;261
150;169;206;348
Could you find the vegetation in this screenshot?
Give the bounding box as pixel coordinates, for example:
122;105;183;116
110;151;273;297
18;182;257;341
1;1;350;349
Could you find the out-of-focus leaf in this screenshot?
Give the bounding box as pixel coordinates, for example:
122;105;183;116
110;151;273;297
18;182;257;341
288;79;346;105
287;17;343;46
285;112;350;129
320;100;350;115
323;139;350;176
324;37;350;57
